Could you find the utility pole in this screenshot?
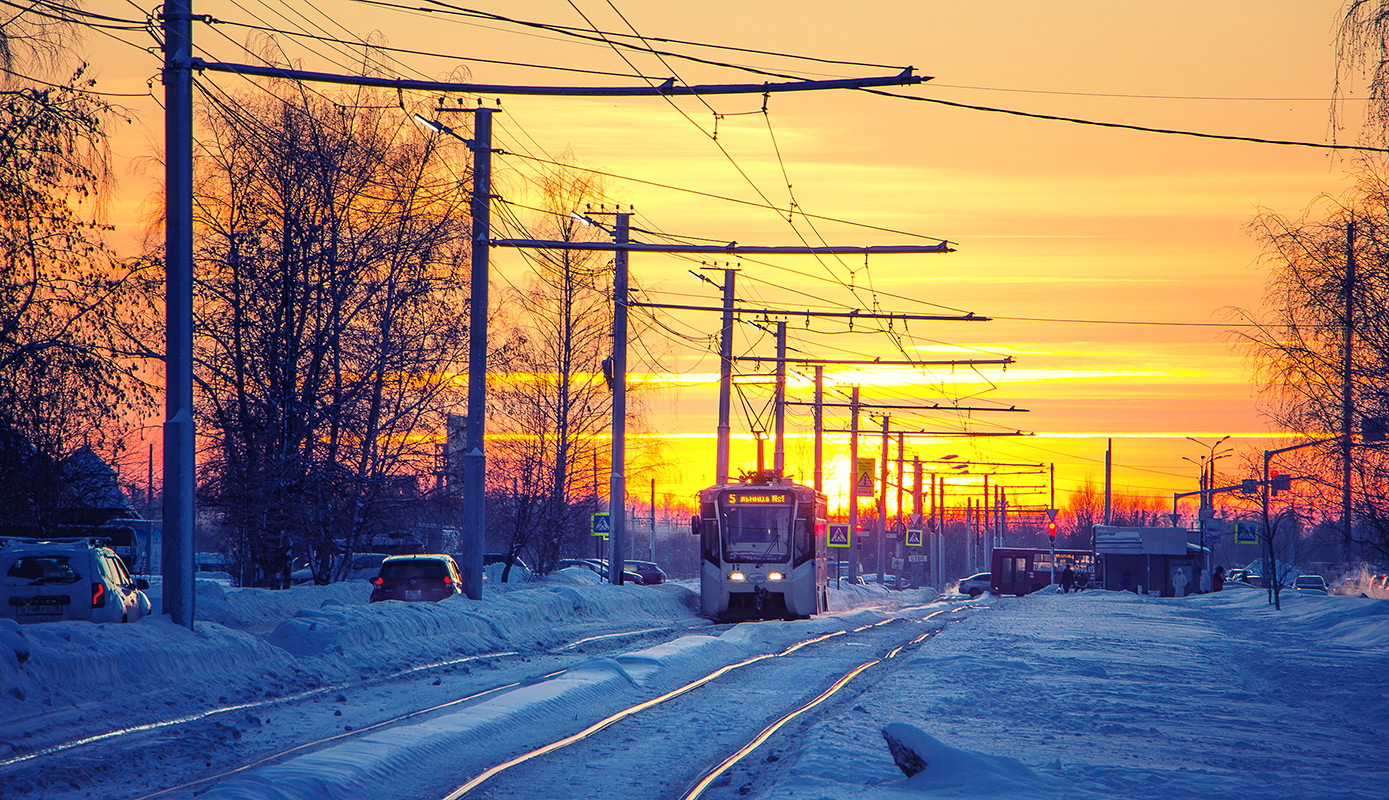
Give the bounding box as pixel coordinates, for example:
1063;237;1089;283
848;387;861;583
460;107;495;601
162;0;195;627
813;366;824;493
609;212;630;584
878;414;890;584
1103;439;1112;526
774;320;787;476
650;477;657;562
913;455;922;587
1343;219;1355;558
716;268;737;485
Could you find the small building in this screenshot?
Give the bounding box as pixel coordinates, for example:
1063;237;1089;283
1093;525;1207;597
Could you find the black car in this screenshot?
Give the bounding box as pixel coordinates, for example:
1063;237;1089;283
369;554;463;603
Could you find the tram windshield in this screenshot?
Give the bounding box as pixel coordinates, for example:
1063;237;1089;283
719;492;794;563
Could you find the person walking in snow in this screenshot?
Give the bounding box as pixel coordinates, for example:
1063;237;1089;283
1213;565;1225;592
1199;568;1212;594
1119;571;1133;592
1172;567;1189;597
1060;564;1075;593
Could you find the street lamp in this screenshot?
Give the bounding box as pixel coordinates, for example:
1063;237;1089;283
1185;436;1232;584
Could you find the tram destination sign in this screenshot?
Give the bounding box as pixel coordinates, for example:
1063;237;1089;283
727;493;791;505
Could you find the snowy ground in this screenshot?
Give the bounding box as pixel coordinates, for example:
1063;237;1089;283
1;571;1385;799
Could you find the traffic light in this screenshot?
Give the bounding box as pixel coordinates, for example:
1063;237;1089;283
1271;472;1291;495
1047;521;1056;540
1241;479;1258;494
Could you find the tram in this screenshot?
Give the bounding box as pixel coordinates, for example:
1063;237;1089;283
693;474;829;621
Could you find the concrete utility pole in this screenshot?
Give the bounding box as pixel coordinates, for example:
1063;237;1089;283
813;366;824;493
460;107;496;601
609;212;630;584
774;321;787;476
162;0;196;628
716;268;737;485
650;478;657;562
848;387;861;583
1103;439;1113;526
913;455;923;587
878;414;890;584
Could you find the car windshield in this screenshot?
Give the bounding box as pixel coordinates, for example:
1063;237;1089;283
5;556;81;585
380;560;447;580
720;503;793;563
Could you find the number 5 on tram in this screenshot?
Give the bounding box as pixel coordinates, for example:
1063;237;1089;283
692;478;829;621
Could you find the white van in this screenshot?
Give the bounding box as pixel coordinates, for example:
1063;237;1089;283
1;538;152;624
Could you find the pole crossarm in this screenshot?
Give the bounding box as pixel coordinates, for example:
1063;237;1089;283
490;239;952;254
192;60;924;96
630;301;979;321
820;429;1031;437
735;356;1013;367
787;400;1026;412
1265;435;1346;458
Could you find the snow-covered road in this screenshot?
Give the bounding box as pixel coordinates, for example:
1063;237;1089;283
1;572;1385;799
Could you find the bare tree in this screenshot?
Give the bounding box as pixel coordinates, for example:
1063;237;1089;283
0;8;157;535
192;82;470;586
1233;171;1389;562
489;167;619;574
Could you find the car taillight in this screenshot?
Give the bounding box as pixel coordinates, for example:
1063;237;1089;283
443;575;453;584
373;577;384;586
92;582;106;608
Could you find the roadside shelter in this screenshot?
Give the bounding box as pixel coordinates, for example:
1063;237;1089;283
1093;525;1207;597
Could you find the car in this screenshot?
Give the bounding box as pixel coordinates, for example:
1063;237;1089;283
484;553;531;572
1292;574;1329;594
0;537;151;624
957;572;991;597
624;560;667;585
369;554;463;603
581;559;645;585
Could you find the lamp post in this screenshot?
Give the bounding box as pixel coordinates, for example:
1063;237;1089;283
1186;436;1231;585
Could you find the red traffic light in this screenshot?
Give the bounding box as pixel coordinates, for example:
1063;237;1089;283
1047;521;1057;539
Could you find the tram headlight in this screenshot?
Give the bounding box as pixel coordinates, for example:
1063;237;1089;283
728;571;746;582
767;572;785;581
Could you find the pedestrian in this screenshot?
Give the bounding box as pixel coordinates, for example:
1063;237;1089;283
1213;565;1225;592
1060;564;1075;593
1172;567;1189;597
1199;568;1212;594
1076;571;1089;591
1119;571;1133;592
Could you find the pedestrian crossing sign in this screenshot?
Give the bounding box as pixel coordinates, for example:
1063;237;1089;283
828;523;851;548
855;457;875;497
906;528;923;547
591;512;611;538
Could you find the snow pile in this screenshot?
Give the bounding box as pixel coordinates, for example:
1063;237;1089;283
882;723;1074;798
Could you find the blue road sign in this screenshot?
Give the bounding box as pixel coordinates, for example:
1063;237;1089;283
591;512;611;538
905;528;923;547
828;523;851;548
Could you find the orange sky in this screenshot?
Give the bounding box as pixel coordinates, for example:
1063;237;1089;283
82;0;1365;516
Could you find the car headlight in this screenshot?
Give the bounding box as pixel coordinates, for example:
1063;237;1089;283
728;571;746;582
767;572;784;581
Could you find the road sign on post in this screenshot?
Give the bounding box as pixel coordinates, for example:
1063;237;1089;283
905;528;923;547
591;512;611;539
828;523;851;548
855;457;875;496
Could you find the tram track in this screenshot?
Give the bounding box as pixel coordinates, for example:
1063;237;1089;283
443;607;960;800
0;618;729;798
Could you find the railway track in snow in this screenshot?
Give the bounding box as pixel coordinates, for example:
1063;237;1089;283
436;605;970;800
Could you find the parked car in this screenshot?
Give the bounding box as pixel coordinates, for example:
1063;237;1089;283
624;560;667;585
369;554;463;603
957;572;991;598
581;559;646;585
1292;574;1329;594
484;553;530;571
0;537;151;624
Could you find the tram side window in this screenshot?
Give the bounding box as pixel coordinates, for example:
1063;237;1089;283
702;519;719;565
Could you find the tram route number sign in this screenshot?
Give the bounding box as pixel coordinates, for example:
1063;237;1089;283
590;512;611;539
828;523;851;548
855;457;875;497
905;528;923;547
